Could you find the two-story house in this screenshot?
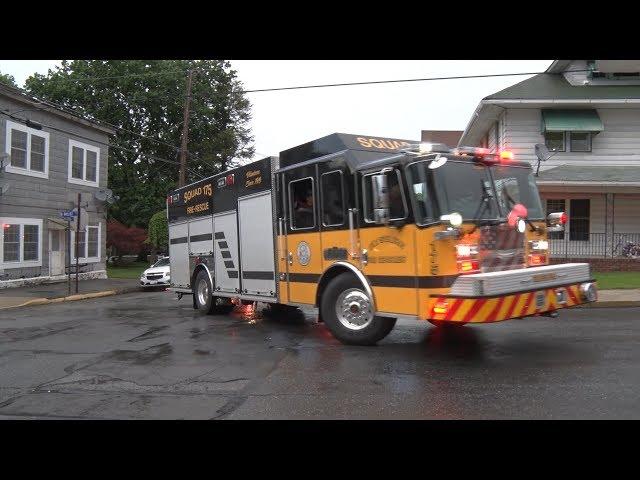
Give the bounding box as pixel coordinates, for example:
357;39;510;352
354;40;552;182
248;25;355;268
0;83;115;287
458;60;640;262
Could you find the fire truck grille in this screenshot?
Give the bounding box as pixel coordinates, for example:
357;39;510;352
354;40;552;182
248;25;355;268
479;225;525;272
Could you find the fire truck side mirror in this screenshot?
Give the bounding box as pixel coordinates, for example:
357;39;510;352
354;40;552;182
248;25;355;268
371;173;390;225
547;212;567;232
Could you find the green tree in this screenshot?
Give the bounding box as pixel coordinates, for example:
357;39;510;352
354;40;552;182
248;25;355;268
147;210;169;254
24;60;254;227
0;71;17;87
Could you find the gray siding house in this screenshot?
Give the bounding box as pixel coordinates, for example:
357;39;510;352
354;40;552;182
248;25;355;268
0;84;115;287
458;60;640;259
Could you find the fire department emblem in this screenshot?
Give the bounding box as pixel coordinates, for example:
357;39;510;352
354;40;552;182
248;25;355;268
296;241;311;266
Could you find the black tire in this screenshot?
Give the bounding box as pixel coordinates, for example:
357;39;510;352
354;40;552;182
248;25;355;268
320;272;396;345
193;270;234;315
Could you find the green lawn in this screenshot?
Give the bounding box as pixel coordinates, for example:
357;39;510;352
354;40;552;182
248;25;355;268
593;271;640;290
107;261;149;279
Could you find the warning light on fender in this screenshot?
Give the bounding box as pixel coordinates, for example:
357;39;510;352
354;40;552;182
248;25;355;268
499;151;514;161
432;300;449;315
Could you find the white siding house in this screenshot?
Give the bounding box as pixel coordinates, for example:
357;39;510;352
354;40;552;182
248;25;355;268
459;60;640;259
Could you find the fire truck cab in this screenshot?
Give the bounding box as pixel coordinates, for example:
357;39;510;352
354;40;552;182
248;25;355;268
167;133;597;345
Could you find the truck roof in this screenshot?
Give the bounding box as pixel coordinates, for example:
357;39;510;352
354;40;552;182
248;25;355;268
278;133;419;171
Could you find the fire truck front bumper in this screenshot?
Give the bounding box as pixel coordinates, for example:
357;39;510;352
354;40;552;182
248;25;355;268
429;263;598;324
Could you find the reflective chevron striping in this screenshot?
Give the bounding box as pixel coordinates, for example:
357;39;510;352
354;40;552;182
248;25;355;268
433;283;590;324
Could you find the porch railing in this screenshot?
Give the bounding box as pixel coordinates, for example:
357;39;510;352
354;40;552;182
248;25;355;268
549;232;640;259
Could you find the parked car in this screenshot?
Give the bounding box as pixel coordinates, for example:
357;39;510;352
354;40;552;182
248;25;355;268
140;257;170;288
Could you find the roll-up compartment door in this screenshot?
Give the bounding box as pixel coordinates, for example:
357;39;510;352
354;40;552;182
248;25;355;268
169;221;190;288
213;211;240;294
189;216;214;255
238;191;276;297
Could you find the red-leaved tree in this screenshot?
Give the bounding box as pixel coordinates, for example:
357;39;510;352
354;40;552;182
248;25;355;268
106;220;148;261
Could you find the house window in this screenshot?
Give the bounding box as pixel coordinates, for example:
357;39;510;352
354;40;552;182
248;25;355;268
569;132;592;152
0;218;43;267
569;199;590;241
2;225;20;262
4;120;49;178
544;132;566;152
68;140;100;186
71;224;101;262
546;199;566;240
289;177;316;230
320;170;345;227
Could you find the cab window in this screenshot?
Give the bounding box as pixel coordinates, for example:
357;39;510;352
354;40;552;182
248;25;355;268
321;170;345;226
289;177;315;229
363;168;407;222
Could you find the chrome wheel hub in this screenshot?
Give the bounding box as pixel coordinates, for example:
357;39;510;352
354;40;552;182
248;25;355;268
335;288;373;330
197;278;209;307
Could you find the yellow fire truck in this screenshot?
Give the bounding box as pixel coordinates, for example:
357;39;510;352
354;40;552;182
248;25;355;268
167;133;597;345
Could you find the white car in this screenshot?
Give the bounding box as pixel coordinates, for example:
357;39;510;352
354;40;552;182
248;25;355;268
140;257;171;288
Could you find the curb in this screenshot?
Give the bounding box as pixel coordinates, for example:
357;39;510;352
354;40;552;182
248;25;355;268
0;286;141;310
578;300;640;308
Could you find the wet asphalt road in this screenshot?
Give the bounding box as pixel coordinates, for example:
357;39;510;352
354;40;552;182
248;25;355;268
0;290;638;419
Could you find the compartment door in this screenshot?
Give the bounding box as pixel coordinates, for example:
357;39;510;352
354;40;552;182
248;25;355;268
188;216;214;255
238;191;276;297
169;221;190;288
213;211;240;294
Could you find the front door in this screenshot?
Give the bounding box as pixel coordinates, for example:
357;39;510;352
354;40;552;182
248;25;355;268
285;164;322;305
358;167;418;316
49;230;65;276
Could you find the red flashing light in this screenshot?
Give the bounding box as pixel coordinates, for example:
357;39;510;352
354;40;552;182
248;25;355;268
560;212;568;224
499;150;514;161
529;253;547;266
226;174;235;186
3;224;10;229
433;300;449;316
458;259;480;273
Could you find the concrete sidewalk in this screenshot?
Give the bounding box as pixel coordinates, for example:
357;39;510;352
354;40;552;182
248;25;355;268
0;278;143;310
586;289;640;308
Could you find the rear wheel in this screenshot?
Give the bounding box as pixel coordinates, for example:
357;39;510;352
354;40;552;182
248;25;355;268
193;270;234;315
320;273;396;345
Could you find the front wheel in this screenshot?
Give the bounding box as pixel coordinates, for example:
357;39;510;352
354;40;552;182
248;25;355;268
320;273;396;345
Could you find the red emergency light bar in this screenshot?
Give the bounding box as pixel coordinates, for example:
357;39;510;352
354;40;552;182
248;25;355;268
454;146;514;163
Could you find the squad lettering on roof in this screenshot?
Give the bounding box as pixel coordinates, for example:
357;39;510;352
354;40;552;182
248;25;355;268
355;137;412;151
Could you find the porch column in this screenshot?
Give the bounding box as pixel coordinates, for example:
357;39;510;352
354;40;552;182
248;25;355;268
606;193;615;257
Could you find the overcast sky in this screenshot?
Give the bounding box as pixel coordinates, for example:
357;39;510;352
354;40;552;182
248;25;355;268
0;60;551;159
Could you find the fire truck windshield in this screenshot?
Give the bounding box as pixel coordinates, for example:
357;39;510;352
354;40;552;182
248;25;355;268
490;164;544;220
406;159;544;225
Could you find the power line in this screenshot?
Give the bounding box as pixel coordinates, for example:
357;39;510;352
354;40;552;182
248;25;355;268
14;87;227;170
35;69;193;83
237;70;591;94
0;110;205;180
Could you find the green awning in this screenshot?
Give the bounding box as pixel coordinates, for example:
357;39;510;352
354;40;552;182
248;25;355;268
541;109;603;133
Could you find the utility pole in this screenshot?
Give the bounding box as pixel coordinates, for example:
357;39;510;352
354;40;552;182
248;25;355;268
178;68;195;187
75;193;81;294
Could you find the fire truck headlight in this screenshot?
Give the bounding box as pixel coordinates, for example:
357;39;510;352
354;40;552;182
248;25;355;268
441;212;463;227
531;240;549;250
579;283;598;303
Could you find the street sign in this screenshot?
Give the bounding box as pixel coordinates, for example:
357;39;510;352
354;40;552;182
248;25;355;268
60;209;77;219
